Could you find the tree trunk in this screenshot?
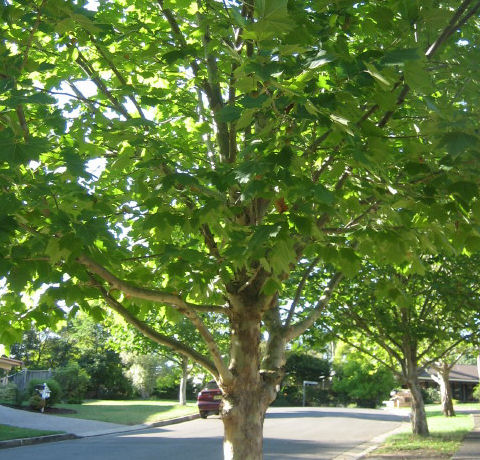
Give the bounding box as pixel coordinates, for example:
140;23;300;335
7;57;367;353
179;356;188;406
439;376;455;417
407;378;429;435
477;353;480;387
403;346;429;436
221;309;273;460
431;364;455;417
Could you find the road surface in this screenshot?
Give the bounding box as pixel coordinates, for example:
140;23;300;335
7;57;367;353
1;407;407;459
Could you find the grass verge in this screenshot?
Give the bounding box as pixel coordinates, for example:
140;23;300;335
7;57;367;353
55;399;198;425
370;405;473;458
0;424;63;441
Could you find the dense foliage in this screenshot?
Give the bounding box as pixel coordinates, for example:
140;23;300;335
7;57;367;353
332;354;396;408
2;0;480;456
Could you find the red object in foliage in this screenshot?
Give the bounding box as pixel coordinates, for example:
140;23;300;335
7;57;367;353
197;381;222;419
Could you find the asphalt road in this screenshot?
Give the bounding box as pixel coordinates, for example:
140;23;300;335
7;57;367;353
1;407;407;460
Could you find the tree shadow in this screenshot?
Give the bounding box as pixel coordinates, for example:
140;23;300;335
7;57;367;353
266;408;408;423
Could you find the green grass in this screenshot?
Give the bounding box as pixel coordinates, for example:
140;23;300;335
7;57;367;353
55;399;198;425
0;424;63;441
372;405;474;457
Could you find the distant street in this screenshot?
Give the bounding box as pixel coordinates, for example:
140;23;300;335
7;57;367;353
1;407;407;460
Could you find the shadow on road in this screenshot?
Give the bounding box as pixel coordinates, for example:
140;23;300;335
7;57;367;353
263;437;356;459
266;409;408;423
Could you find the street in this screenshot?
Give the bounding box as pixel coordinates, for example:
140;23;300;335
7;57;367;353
1;407;406;459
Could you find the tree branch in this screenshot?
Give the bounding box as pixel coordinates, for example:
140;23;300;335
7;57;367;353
89;36;146;119
74;49;131;119
94;280;219;376
77;254;226;314
284;257;320;329
286;272;344;341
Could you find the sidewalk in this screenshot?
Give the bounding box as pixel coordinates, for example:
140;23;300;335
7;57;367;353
451;414;480;459
0;404;199;449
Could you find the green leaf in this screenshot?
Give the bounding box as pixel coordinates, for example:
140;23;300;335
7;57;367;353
448;181;478;203
403;61;432;93
440;132;478;159
270;239;296;275
45;238;71;264
364;63;394;89
382;48;420;65
216;105;242;123
309;50;335;69
239;94;269;108
312;184;335;205
261;277;282;295
249;0;295;40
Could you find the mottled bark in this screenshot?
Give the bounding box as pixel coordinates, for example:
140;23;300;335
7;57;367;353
220;289;282;460
431;363;455;417
221;313;266;460
407;377;429;435
403;344;429;436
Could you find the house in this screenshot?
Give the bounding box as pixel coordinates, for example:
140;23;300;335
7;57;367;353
418;364;479;402
0;356;23;386
0;356;23;371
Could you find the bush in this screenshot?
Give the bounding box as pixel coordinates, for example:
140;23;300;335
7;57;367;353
332;359;396;408
154;375;196;400
54;363;90;403
26;378;62;407
79;350;133;399
0;383;18;404
29;394;45;411
422;387;441;404
473;384;480;401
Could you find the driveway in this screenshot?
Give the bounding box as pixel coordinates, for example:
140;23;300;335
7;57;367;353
0;406;407;459
0;404;130;436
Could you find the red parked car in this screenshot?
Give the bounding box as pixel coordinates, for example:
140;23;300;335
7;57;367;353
197;380;222;418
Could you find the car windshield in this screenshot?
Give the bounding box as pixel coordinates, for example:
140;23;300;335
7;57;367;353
206;381;218;390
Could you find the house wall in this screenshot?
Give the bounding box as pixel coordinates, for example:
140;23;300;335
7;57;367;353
419;380;477;402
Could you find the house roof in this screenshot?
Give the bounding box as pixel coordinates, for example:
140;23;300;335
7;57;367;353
0;356;23;371
419;364;479;383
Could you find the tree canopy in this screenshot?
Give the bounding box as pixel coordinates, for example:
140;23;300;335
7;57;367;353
2;0;480;457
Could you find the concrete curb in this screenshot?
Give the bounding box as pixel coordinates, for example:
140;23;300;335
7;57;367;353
148;413;200;428
0;413;200;449
0;433;78;450
332;422;409;460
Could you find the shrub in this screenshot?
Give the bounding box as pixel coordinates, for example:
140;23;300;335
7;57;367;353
332;359;396;408
79;350;133;399
54;363;90;403
0;383;18;404
422;387;441;404
473;384;480;401
26;378;62;407
29;394;45;411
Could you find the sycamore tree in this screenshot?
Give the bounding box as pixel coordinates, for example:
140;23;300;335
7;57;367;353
319;256;480;436
2;1;480;458
428;346;468;418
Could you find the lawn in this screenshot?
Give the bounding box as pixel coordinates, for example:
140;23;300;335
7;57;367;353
371;404;474;458
0;424;63;441
55;399;198;425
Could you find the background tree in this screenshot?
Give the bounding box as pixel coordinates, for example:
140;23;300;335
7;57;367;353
332;344;396;408
2;1;480;458
427;344;474;417
281;351;330;406
320;256;480;435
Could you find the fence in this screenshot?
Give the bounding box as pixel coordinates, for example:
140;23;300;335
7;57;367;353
6;369;53;392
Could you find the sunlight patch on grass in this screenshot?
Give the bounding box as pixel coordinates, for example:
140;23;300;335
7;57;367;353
55;399;198;425
373;411;473;457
